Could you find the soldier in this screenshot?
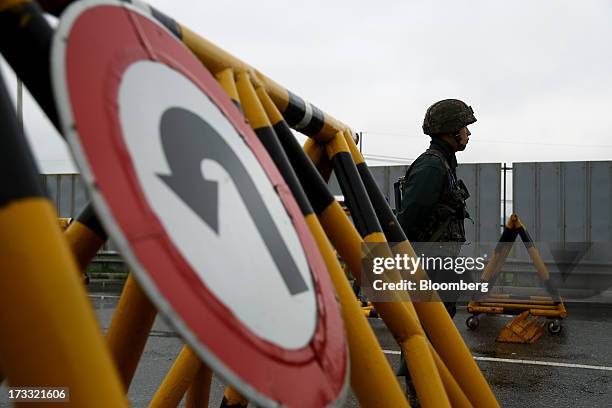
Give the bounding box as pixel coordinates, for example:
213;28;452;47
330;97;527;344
397;98;475;316
395;99;475;404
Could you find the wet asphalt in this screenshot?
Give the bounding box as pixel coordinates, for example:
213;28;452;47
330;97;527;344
1;295;611;407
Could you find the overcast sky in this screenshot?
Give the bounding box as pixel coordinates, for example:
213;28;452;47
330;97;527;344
2;0;612;172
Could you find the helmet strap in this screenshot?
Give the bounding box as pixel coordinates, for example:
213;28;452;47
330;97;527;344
455;131;466;151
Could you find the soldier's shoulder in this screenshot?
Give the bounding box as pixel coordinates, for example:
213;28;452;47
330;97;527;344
409;152;447;172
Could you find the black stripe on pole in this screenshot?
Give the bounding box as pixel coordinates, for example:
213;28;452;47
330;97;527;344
40;1;181;39
517;227;535;248
283;91;306;127
0;1;59;129
543;280;560;302
331;152;382;238
517;226;558;299
497;227;518;244
149;5;183;39
281;92;325;137
356;162;406;243
492;227;518;255
75;203;107;240
271;121;334;216
37;0;73;16
220;397;247;408
253;127;313;216
1;1;110;244
118;1;182;39
302;104;324;135
0;72;46;207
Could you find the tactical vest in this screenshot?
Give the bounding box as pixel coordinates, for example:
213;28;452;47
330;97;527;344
400;149;470;243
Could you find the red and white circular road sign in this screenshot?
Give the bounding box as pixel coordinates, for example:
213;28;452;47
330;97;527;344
51;1;347;406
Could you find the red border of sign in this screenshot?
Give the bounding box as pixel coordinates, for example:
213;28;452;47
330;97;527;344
54;3;346;406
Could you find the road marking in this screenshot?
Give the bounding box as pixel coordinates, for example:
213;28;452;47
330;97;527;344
88;294;121;300
472;356;612;372
382;349;612;372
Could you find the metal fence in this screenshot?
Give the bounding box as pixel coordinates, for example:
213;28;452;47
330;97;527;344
513;161;612;245
511;161;612;292
456;163;501;245
43;162;611;290
41;174;88;218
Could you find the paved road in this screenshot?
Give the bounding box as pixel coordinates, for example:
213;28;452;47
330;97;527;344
1;296;611;407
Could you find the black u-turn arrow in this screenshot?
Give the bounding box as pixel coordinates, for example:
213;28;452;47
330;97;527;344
157;107;308;296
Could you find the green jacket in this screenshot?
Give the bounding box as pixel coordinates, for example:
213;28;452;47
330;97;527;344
398;138;468;243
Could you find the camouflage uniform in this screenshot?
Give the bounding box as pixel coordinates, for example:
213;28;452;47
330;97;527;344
398;137;470;246
395;99;476;392
398;137;470;315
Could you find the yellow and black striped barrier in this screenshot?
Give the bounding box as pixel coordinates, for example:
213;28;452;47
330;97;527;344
467;214;567;343
235;70;409;407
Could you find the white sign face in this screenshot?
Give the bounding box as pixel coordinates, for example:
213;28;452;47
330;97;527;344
118;60;317;349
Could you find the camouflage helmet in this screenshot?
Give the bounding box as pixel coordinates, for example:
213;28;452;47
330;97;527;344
422;99;476;136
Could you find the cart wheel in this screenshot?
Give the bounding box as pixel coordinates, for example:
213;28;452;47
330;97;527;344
466;315;479;330
547;320;562;334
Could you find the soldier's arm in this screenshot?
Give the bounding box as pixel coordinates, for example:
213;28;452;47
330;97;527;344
397;163;446;233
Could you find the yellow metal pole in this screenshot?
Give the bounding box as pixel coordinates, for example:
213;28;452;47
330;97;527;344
179;25;348;143
241;73;409;407
325;199;498;407
186;364;213;408
0;0;30;12
0;65;128;406
513;214;560;300
303;138;333;180
321;130;499;407
480;248;509;283
389;240;500;408
106;273;157;389
34;2;354;143
304;138;325;166
58;217;71;230
468;306;504;314
322;132;449;408
479;302;558;310
480;223;517;283
486;295;555;305
215;67;240;107
220;385;248;407
0;199;129;407
411;300;500;407
530;309;567;318
483;213;563;305
523;244;550;280
63;205;107;284
149;345;202;408
366;226;499;407
64;217;105;270
63;207;156;391
429;344;473;408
